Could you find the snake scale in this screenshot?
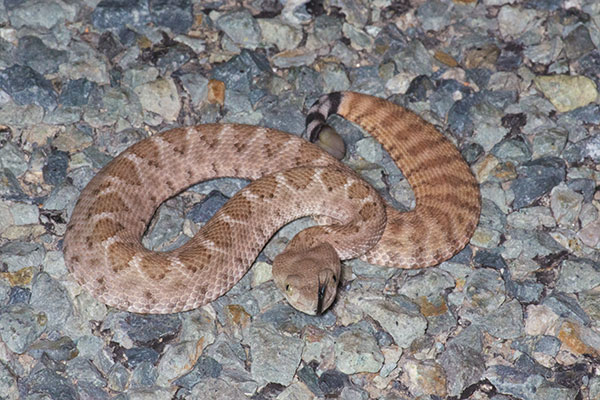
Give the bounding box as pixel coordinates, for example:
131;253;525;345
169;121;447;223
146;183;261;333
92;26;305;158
63;92;481;314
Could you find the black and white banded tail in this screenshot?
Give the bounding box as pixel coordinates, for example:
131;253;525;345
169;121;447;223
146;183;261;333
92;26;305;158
305;92;343;142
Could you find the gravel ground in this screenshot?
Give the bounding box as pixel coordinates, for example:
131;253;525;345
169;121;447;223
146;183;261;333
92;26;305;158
1;0;600;399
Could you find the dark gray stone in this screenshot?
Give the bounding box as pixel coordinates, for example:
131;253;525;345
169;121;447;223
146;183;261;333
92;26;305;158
154;43;193;74
440;328;486;397
59;78;96;107
348;66;385;95
560;103;600;125
30;272;73;330
16;36;68;75
92;0;151;31
216;9;261;49
297;363;324;397
211;49;271;93
43;150;69;186
430;79;472;119
149;0;193;33
511;157;566;209
66;358;107;388
314;14;343;43
259;97;305;135
25;368;79;400
187;191;229;223
0;241;45;271
8;286;31;304
496;43;524;71
564;25;596;60
124;347;161;368
121;313;181;346
0;304;46;354
567;178;596;203
29;336;78;361
0;64;57;110
131;361;157;388
173;356;222;389
318;369;349;397
534;335;561;356
542;292;591;326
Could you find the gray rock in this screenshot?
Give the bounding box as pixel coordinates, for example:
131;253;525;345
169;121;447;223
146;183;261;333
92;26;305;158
66;358;107;388
30;272;73;331
211;49;271;94
0;168;25;201
0;304;46;354
556;259;600;293
534;335;561;356
142;202;185;251
550;183;583;229
329;0;369;26
0;241;45;272
174;356;222;389
564;25;596;61
217;10;262;50
9;287;31;305
542;292;591;326
156;341;202;386
358;299;427;349
467;298;524;340
334;328;384;374
24;368;79;400
392;40;433;76
131;361;157;388
398;269;455;300
244;322;303;385
314;14;343;43
511;157;566;209
179;73;209;107
317;369;350;397
148;0;192;34
59;78;96;107
272;49;317;68
16;36;68;75
464;268;506;312
497;6;539;38
29;336;78;361
6;0;69;29
491;139;532;163
0;142;28;177
0;362;19;400
342;23;373;51
189;377;249;399
134;77;181;122
43;150;69;186
531;128;567;158
42;184;79;215
417;0;453;31
0;65;57;110
101;311;181;348
92;0;152;31
10;203;39;226
485;365;544;400
258;18;302;51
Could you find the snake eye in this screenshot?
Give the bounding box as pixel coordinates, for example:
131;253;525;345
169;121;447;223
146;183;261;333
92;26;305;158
332;275;337;283
285;284;291;292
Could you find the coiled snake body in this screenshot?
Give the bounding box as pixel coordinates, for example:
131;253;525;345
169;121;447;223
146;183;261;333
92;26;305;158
63;92;481;314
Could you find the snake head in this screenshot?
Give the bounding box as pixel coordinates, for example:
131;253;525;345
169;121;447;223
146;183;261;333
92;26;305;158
272;242;341;315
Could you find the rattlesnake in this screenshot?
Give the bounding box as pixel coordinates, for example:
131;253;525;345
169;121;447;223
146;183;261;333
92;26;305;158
63;92;481;314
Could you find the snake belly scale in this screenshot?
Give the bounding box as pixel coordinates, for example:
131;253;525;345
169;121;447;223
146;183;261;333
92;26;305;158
63;92;481;314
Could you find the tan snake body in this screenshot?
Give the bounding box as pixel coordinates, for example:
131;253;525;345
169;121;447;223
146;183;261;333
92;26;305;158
63;92;481;314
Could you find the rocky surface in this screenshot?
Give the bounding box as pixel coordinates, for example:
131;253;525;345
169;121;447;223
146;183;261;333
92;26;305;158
0;0;599;399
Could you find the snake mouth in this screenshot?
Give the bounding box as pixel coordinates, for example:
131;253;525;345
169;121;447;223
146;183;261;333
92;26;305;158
316;275;328;314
